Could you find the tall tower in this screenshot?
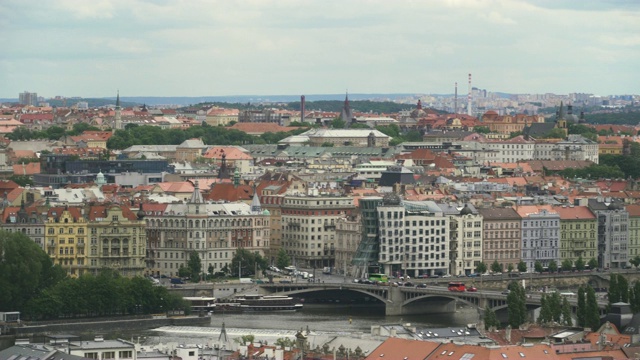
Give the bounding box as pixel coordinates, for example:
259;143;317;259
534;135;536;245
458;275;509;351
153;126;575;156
300;95;306;123
467;74;472;116
454;82;458;114
114;90;122;131
340;92;353;128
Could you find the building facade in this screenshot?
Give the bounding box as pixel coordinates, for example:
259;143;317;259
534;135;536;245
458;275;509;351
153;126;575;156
144;183;270;277
587;198;629;269
45;206;88;277
478;208;522;272
377;196;449;277
438;203;483;276
516;206;560;271
555;205;597;266
335;213;362;277
281;193;355;269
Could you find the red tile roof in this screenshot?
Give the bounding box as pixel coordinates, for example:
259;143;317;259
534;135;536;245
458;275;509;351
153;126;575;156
366;338;440;360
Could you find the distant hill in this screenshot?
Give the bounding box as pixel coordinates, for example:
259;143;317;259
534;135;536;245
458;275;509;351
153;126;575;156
46;98;139;108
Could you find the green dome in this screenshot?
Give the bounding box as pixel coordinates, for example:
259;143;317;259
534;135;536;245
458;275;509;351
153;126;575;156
262;209;271;215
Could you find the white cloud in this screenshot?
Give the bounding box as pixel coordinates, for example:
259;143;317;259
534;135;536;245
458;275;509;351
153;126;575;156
1;0;639;97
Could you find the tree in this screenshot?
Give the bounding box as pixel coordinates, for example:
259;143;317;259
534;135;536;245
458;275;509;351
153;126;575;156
588;258;598;270
618;274;629;303
473;126;491;134
585;285;601;330
609;274;620;304
577;286;586;327
321;142;334;147
632;281;640;313
561;259;573;272
476;261;487;275
507;263;514;273
534;261;544;273
276;249;291;270
630;255;640;269
8;175;34;187
548;260;558;273
178;266;190;279
575;256;586;271
208;264;214;276
507;282;528;328
491;260;503;273
187;251;202;282
484;307;499;330
516;261;526;273
230;248;269;278
234;335;256;346
331;118;346;129
538;294;552;324
561;296;573;326
549;292;562;323
0;231;66;313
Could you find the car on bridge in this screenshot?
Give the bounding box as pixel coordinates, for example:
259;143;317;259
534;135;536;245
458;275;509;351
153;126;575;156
466;286;478;292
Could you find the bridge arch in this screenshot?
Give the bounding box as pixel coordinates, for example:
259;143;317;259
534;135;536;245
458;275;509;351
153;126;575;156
262;285;389;304
403;294;479;310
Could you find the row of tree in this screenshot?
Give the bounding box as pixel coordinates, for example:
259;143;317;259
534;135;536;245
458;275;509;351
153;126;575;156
576;285;602;330
24;270;187;320
475;256;597;275
0;231;186;320
537;292;572;326
607;273;640;313
6;123;101;141
178;248;290;283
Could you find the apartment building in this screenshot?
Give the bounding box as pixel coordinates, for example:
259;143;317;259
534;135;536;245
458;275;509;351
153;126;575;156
587;198;629;269
627;204;640;259
478;208;522;272
87;205;147;277
437;203;483;276
144;182;270;277
45;206;88;277
335;213;362;277
377;195;449;277
281;191;355;269
555;205;597;265
516;205;560;271
0;201;46;250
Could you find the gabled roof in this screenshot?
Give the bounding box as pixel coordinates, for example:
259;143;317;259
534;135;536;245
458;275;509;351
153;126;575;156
366;338;440;360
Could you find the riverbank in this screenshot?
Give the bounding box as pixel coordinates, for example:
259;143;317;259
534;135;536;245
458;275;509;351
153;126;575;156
6;315;211;338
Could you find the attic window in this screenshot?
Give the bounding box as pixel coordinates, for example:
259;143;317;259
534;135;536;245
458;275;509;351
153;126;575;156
543;350;548;354
448;352;454;356
501;354;507;359
441;351;447;355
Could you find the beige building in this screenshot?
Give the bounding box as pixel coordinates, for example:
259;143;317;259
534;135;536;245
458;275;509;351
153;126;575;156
335;213;362;276
627;205;640;259
281;191;355;269
478;207;522;272
87;205;147;277
301;129;390;147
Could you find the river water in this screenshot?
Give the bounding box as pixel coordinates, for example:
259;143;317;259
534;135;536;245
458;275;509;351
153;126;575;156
135;304;481;346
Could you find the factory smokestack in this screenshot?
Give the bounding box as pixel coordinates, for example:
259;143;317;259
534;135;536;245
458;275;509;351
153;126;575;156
454;82;458;114
467;73;472;116
300;95;306;123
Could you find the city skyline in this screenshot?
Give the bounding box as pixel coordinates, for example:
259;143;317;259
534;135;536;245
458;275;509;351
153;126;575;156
1;0;639;98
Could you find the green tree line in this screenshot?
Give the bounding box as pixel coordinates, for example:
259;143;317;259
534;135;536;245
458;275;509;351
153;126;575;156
6;123;101;141
0;231;186;320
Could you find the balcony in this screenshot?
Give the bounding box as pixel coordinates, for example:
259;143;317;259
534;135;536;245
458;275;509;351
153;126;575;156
323;224;336;230
76;242;85;248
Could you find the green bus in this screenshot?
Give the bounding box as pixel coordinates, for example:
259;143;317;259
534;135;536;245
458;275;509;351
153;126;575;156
369;273;389;283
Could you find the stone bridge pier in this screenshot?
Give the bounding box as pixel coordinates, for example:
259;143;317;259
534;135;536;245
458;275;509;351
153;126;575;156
385;286;457;316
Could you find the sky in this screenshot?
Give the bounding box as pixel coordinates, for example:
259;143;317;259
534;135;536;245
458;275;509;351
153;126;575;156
1;0;639;98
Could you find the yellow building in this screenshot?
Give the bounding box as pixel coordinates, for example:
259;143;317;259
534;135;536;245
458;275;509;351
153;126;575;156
45;206;88;277
627;205;640;259
555;206;597;264
87;205;147;277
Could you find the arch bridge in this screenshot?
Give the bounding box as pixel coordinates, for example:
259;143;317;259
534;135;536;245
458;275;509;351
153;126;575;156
259;283;607;316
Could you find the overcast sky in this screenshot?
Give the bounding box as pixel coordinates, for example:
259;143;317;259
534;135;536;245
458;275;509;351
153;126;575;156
1;0;639;98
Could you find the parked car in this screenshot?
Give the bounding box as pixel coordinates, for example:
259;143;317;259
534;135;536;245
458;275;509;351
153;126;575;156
466;286;478;292
403;282;414;287
279;279;292;284
416;283;427;288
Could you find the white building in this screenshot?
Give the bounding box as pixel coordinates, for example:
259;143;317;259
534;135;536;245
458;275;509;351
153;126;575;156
437;203;483;276
377;194;449;277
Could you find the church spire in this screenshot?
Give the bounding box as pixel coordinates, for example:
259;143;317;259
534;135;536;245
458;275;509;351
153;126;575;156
251;184;261;213
189;180;204;204
340;91;353;128
114;90;122;131
116;90;120;108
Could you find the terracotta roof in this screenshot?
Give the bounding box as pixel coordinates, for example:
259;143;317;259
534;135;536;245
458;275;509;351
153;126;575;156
141;203;168;214
553;205;595;220
626;204;640;217
47;206;83;221
203;146;253;160
366;338;440;360
228;122;304;135
12;162;40;175
427;342;489;359
87;205;138;221
155;181;195;193
204;183;254;202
